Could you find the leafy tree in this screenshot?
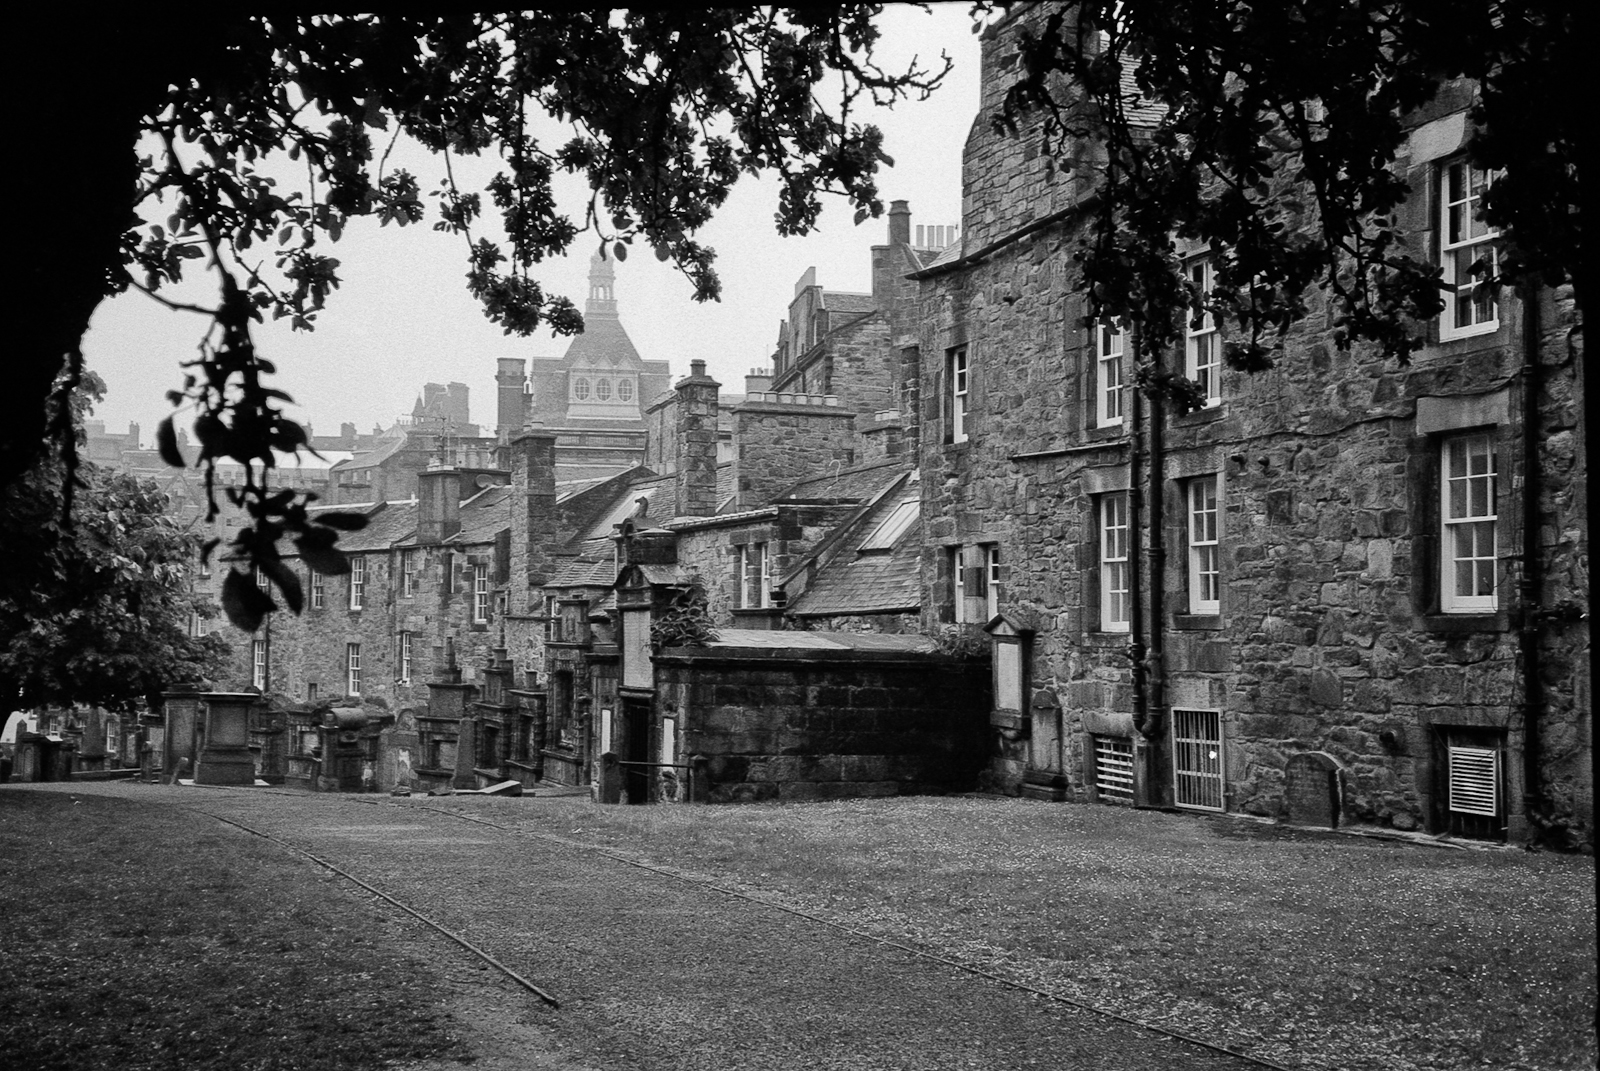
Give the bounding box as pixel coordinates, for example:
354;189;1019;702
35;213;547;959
996;0;1583;377
11;9;948;627
0;376;232;714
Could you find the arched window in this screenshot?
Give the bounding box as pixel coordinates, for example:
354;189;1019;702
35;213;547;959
573;376;590;400
618;378;634;402
596;378;613;401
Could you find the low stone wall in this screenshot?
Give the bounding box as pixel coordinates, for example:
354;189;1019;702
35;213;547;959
655;646;988;803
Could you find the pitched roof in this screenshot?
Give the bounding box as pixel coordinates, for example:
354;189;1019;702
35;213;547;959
450;484;511;545
777;457;907;504
699;629;937;654
786;478;922;617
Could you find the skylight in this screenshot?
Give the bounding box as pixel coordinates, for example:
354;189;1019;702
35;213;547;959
858;498;919;552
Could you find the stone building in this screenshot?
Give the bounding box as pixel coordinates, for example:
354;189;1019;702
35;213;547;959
907;4;1589;842
502;253;673;479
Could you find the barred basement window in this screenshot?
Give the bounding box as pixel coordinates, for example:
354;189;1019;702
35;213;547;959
1093;735;1135;802
1172;708;1224;811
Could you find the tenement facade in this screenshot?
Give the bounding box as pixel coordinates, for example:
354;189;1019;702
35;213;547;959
909;4;1588;842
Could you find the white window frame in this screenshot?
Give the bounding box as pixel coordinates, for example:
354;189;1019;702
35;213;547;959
1440;433;1498;613
573;375;591;401
951;546;970;624
544;594;559;641
1099;494;1130;633
1184;259;1221;408
472;563;490;623
348;555;365;611
595;377;613;401
310;569;324;610
346;643;362;697
401;550;417;598
1172;707;1225;811
1095;320;1125;428
617;377;635;402
738;543;771;609
949;346;970;443
398;631;412;685
1187;476;1221;615
1439;161;1500;341
985;545;1001;621
251;639;267;690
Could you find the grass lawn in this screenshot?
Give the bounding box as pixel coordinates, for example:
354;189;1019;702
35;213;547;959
0;790;463;1071
485;794;1596;1071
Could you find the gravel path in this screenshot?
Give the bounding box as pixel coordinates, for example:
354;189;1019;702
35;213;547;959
64;783;1264;1071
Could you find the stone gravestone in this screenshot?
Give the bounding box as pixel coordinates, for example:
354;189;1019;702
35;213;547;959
1283;752;1343;828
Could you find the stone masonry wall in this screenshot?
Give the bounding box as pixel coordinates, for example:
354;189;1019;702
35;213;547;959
731;401;859;509
912;8;1588;838
655;649;989;802
673;507;851;626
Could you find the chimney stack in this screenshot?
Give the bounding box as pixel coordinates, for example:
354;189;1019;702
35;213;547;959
510;424;558;609
674;360;721;517
416;462;462;545
496;358;528;438
744;367;772;397
888;200;911;246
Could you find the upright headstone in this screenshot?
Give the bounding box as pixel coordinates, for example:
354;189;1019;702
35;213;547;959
1283;752;1343;828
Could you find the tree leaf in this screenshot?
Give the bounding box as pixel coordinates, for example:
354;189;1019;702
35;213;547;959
315;512;369;531
221;568;274;632
261;558;304;614
156;417;186;468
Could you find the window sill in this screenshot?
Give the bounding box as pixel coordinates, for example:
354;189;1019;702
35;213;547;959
1173;404;1227;426
1172;614;1223;631
1422;612;1508;634
1086;424;1129;442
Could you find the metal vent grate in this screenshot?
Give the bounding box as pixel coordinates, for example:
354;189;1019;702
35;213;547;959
1093;736;1135;800
1448;745;1500;816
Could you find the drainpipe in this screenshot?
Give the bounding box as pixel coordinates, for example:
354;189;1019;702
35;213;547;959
1144;347;1167;743
1128;329;1149;744
1517;280;1543;825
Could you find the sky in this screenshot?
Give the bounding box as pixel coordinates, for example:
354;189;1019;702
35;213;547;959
81;5;984;445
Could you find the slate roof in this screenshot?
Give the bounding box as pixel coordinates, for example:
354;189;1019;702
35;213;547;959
307;501;411;553
786;477;922;617
703;629;936;654
559;309;643;367
822;290;877;316
449;484;512;545
777;457;907;504
547;558;617;588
